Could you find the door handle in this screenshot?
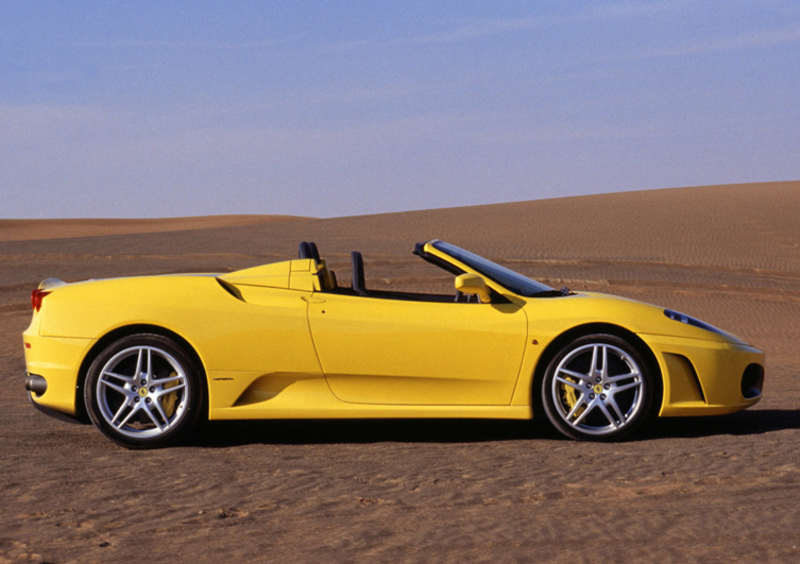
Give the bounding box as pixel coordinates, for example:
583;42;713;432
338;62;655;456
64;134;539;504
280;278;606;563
301;295;326;304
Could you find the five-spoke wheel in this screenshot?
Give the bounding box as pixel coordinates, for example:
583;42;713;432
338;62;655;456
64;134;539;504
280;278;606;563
541;334;653;440
84;334;204;448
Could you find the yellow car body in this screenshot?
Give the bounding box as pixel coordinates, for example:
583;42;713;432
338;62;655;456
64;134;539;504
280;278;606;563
23;240;764;447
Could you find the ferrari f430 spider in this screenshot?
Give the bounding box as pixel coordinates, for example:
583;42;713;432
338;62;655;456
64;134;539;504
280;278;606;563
23;240;764;448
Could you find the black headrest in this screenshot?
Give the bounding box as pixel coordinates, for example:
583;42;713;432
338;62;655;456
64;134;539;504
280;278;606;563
298;242;313;259
351;251;367;296
298;241;322;262
308;242;321;262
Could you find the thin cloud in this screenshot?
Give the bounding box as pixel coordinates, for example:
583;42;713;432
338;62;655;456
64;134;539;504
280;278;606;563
76;37;299;51
292;1;690;54
394;1;689;46
606;24;800;62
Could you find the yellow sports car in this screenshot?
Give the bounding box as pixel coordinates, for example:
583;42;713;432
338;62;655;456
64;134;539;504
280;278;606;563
23;240;764;448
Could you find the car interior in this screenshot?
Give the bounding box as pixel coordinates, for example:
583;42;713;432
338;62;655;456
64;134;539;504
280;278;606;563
297;241;479;303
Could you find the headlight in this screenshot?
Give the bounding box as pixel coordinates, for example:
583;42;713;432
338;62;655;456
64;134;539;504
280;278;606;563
664;309;727;336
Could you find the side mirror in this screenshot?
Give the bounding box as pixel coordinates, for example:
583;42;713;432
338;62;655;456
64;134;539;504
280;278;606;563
455;273;491;303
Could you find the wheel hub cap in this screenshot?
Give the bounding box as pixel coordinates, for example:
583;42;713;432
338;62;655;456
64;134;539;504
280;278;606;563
95;345;189;439
551;343;645;436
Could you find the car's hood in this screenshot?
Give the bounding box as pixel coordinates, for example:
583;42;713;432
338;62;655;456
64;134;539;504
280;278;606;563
521;290;747;345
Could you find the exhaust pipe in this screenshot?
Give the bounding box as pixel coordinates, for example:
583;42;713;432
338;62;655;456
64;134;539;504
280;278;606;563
25;374;47;396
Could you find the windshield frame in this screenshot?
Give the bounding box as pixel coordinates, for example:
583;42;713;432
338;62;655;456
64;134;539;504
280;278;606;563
431;241;556;297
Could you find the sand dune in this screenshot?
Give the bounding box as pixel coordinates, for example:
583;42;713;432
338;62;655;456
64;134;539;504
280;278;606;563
6;181;797;268
2;181;800;563
0;214;308;242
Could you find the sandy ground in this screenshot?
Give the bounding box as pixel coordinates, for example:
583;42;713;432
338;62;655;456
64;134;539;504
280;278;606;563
1;181;799;563
0;215;309;242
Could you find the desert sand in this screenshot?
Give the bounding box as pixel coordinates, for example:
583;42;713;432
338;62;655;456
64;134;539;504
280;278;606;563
0;215;309;242
1;181;799;563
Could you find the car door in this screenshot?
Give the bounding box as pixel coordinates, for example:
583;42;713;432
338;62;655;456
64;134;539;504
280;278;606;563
306;293;528;405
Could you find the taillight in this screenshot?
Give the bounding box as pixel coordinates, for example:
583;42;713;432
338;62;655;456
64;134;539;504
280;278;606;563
31;289;51;312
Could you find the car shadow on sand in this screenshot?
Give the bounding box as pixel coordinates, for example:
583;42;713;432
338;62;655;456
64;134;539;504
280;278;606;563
190;418;548;447
647;408;800;439
188;409;800;448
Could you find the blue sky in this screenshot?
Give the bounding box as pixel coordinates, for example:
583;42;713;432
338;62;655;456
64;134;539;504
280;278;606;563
2;1;799;218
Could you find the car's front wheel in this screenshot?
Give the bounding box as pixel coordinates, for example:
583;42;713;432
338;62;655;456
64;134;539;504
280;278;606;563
541;334;654;441
84;334;205;449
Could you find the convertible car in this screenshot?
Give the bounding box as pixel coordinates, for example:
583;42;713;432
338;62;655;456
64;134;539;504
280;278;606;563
23;240;764;448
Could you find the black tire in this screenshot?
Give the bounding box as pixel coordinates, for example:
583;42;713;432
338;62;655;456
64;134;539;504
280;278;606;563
84;334;205;449
541;334;654;441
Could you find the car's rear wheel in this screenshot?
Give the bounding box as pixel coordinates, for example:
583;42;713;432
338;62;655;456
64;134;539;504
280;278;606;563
541;334;653;441
84;334;205;449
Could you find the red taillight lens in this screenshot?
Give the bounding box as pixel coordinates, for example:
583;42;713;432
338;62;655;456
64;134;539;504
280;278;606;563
31;289;51;312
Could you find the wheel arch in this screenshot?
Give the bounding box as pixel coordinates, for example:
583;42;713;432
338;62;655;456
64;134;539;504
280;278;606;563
75;324;209;421
531;322;664;416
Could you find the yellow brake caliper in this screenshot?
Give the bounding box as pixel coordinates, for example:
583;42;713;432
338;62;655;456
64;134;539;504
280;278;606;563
561;377;584;420
160;371;179;418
